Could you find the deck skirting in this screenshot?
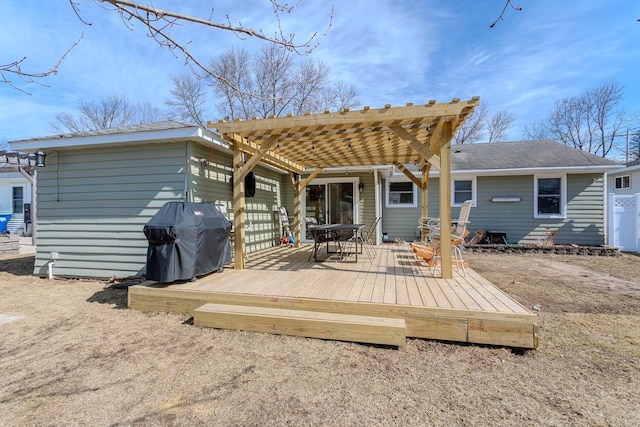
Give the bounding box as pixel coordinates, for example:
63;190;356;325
128;244;538;348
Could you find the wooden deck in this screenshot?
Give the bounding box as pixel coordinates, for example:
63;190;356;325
128;243;538;348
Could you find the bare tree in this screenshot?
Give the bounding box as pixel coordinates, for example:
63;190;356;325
320;81;360;112
454;103;488;144
251;45;296;118
208;45;359;121
92;0;333;91
3;1;331;93
630;128;640;162
522;119;552;140
50;93;166;133
522;79;637;157
165;74;209;126
210;47;254;121
486;110;516;142
136;101;168;124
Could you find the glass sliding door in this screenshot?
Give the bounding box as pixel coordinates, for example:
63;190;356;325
328;182;354;224
303;179;357;241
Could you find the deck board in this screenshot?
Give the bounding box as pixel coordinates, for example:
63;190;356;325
129;243;538;348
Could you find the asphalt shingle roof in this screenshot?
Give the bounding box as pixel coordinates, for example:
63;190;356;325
10;120;196;143
449;140;619;170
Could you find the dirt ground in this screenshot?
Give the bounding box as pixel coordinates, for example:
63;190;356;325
1;251;639;426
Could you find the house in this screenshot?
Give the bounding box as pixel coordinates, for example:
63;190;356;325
380;140;620;246
0;152;36;235
9;121;392;279
10;121;621;279
606;158;640;252
10;97;482;280
9;121;295;278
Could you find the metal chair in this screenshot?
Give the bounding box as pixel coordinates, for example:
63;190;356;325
303;216;334;261
419;200;473;245
347;216;381;260
415;200;473;276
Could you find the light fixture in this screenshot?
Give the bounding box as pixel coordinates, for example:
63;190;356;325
35;150;46;167
200;158;209;167
359;182;364;192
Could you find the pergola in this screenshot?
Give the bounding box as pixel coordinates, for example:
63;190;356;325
209;96;480;278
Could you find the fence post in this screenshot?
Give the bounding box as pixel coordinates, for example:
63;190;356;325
635;193;640;253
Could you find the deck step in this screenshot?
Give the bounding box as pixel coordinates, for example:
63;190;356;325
193;303;406;347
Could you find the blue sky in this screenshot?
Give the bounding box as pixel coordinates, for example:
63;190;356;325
1;0;639;144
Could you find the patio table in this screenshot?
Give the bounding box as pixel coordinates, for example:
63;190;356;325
310;223;364;262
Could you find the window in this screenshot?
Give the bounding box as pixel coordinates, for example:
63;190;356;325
452;177;476;206
12;187;23;214
614;175;630;190
386;180;417;207
534;175;566;218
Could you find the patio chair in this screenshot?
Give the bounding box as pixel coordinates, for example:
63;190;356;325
346;216;381;260
414;200;473;276
419;200;473;245
304;216;335;261
278;207;293;246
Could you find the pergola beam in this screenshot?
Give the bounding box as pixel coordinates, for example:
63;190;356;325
393;162;422;188
220;132;304;174
215;98;480;134
235;134;281;181
389;125;440;169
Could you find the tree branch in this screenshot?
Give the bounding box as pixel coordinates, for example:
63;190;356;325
99;0;333;54
0;33;84;95
489;0;522;28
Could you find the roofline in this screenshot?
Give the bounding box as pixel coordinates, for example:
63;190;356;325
394;165;620;178
607;163;640;175
9;126;224;152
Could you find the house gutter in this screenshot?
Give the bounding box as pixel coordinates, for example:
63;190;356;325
396;165;621;178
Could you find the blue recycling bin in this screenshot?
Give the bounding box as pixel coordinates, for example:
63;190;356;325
0;214;12;233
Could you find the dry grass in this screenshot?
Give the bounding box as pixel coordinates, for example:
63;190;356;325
0;252;639;426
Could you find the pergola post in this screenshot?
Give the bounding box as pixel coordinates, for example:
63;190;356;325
421;164;430;241
290;172;302;247
439;121;453;279
232;145;246;270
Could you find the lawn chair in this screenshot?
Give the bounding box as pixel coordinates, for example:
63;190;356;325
278;207;293;246
413;200;473;276
419;200;473;245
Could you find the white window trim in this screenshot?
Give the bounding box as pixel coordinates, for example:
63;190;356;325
534;174;567;219
451;176;477;207
614;175;631;190
385;177;417;208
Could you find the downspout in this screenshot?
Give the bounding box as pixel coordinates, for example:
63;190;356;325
47;252;58;280
374;169;381;245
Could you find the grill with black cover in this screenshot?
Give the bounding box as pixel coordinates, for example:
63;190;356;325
143;202;232;283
